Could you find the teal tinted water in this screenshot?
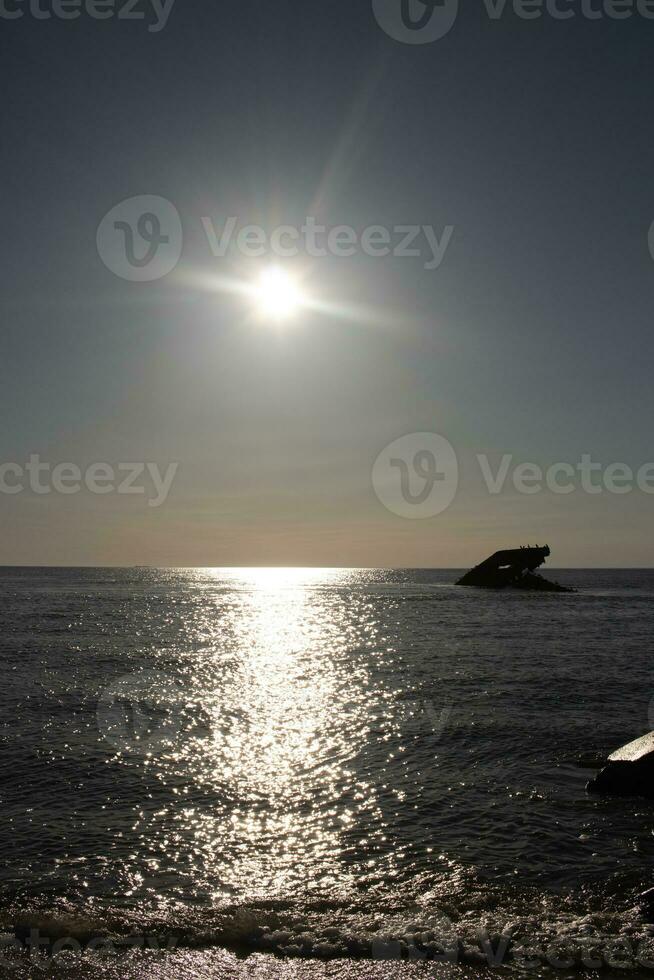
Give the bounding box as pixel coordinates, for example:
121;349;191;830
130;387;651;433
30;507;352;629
1;567;654;975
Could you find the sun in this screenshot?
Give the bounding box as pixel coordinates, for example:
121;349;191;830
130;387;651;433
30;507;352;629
254;267;304;321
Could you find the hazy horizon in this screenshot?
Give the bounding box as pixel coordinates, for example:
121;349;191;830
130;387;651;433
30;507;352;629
3;562;653;570
2;4;653;567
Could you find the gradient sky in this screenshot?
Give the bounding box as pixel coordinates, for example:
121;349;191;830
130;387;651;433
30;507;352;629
1;1;653;566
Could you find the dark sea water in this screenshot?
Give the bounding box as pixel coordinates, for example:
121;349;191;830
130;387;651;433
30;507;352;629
2;567;654;978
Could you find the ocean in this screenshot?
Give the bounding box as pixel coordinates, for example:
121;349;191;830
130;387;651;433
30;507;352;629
2;566;654;978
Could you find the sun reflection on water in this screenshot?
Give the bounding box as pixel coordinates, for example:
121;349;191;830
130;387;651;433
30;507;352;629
129;568;381;902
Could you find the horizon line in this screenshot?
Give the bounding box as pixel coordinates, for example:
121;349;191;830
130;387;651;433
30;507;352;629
0;564;652;571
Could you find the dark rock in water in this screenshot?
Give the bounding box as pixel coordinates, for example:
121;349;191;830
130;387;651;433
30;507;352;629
456;545;573;592
587;731;654;799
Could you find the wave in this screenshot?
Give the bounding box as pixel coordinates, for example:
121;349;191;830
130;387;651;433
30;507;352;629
2;879;654;973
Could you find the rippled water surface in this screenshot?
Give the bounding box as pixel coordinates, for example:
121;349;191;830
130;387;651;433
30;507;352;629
2;567;654;975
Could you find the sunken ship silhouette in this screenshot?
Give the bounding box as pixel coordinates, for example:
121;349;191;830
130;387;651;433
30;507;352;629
456;545;572;592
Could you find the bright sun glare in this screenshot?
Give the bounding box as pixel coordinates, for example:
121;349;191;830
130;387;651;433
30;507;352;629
254;267;303;321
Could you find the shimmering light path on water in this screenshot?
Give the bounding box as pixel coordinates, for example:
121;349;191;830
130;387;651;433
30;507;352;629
2;567;654;973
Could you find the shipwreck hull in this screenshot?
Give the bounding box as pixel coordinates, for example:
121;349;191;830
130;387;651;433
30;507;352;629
457;545;572;592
